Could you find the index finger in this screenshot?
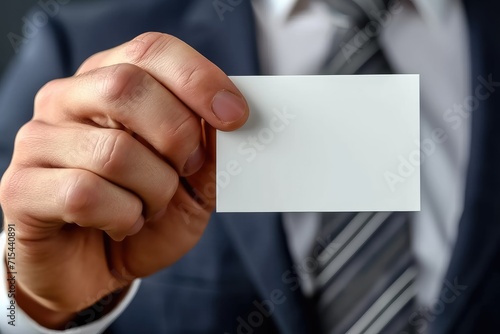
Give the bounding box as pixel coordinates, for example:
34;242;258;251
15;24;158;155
76;32;249;131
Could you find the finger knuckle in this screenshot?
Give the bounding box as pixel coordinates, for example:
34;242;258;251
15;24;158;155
77;55;96;74
62;171;98;220
91;130;131;174
0;168;26;211
77;50;105;74
99;64;149;109
125;32;176;65
34;79;61;113
13;121;46;154
177;60;205;91
160;115;200;155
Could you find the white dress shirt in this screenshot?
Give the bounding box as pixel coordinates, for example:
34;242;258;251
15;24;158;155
0;0;471;332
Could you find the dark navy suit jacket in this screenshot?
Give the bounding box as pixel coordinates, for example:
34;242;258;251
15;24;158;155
0;0;499;333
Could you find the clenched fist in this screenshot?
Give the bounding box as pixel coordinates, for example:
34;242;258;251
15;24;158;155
0;32;248;328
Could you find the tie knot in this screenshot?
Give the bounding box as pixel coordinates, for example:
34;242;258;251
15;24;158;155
320;0;394;74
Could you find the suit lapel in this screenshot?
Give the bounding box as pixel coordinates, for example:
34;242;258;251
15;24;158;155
431;1;500;333
221;213;314;334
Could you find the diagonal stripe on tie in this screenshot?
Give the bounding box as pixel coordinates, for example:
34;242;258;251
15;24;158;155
312;213;417;334
346;267;417;334
315;212;393;288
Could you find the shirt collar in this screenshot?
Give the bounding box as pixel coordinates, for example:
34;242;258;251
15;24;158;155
256;0;453;22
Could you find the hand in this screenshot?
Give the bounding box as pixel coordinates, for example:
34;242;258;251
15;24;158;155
0;32;248;328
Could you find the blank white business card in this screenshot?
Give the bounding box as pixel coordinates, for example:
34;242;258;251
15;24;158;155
216;75;420;212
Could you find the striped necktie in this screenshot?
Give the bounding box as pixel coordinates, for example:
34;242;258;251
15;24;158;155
313;212;417;333
312;1;418;333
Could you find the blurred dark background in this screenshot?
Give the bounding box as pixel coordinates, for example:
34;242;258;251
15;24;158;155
1;2;45;75
0;0;89;76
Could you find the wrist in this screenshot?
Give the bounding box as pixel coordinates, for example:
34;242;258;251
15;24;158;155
13;277;77;330
6;264;130;330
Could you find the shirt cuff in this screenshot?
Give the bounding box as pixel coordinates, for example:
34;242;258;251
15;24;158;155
0;231;141;333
